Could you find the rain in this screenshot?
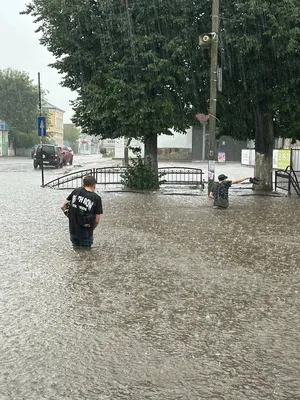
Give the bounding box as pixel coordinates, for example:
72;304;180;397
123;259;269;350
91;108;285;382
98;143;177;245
1;0;300;399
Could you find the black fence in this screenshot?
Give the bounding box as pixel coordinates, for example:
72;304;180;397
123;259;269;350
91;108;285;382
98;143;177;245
275;166;300;196
45;169;94;190
45;166;204;190
159;167;204;187
95;167;126;186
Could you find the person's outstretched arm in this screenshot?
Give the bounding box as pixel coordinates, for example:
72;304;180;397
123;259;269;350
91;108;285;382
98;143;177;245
232;177;249;185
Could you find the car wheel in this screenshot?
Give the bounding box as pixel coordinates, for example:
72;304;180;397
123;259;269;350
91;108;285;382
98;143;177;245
70;157;73;165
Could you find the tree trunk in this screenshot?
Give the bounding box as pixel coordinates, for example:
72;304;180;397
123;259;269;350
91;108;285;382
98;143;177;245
124;136;129;166
254;101;274;191
144;134;158;178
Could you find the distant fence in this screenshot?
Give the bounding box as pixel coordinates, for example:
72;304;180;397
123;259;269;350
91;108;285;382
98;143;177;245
14;147;32;157
44;167;204;190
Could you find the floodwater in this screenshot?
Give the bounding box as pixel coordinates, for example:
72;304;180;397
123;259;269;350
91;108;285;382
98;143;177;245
0;157;300;400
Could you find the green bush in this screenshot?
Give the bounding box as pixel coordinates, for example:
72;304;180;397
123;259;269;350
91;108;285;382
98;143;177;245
121;147;165;191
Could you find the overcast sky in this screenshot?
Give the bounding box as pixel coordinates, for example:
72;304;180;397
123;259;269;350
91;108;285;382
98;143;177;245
1;0;76;122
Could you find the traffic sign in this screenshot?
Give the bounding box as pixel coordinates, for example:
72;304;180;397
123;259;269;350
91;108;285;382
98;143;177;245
38;116;47;137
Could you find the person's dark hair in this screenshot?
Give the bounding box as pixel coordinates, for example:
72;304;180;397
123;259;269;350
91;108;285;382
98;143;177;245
218;174;228;181
83;175;97;187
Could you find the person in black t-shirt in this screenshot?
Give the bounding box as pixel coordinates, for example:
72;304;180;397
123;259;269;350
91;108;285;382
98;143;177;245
61;175;103;248
209;174;257;209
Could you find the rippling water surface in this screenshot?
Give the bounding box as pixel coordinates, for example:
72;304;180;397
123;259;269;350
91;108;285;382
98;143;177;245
0;158;299;399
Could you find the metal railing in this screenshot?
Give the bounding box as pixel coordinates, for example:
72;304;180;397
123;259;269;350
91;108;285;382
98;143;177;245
45;166;204;189
45;169;94;189
159;167;204;186
94;167;126;186
275;165;300;196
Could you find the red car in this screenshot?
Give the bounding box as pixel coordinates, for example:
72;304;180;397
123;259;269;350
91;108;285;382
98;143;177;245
59;145;74;165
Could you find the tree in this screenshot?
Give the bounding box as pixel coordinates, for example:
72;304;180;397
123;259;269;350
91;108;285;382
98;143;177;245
24;0;300;191
63;124;80;146
23;0;209;181
215;0;300;190
0;68;40;150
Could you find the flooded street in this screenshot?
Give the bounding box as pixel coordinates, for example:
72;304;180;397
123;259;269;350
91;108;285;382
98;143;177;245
1;157;300;399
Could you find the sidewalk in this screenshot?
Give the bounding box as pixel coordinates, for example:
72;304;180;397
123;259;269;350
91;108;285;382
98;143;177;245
158;160;254;181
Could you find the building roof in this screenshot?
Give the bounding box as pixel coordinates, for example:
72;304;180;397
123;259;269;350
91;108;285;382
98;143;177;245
43;101;65;113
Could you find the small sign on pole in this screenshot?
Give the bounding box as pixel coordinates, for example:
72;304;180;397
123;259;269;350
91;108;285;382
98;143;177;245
218;152;226;163
38;116;47;137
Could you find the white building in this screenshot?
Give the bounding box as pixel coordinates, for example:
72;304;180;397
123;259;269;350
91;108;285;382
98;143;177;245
78;134;101;154
0;120;9;157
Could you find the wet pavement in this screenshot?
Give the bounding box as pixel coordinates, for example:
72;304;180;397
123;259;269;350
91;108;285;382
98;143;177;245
0;155;300;399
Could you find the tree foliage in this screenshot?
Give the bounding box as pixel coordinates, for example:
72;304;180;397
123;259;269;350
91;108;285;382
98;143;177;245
63;124;80;144
23;0;300;142
23;0;300;189
0;68;40;147
217;0;300;142
209;0;300;189
23;0;209;141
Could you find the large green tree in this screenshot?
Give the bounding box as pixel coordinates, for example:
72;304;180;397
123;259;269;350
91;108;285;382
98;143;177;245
216;0;300;190
63;124;80;146
24;0;300;190
23;0;209;176
0;68;40;150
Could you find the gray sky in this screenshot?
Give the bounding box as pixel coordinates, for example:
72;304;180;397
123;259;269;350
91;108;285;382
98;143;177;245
0;0;76;122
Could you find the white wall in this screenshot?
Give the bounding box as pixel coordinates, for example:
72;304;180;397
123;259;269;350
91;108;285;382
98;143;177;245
158;128;192;149
115;137;145;159
114;129;192;159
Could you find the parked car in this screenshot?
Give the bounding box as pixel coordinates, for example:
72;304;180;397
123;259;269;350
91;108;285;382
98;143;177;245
33;144;63;169
59;145;74;165
31;144;39;159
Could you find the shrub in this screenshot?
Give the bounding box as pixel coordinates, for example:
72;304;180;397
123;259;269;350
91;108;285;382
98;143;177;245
121;147;165;190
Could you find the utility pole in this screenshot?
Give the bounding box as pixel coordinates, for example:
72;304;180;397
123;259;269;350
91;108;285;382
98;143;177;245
207;0;220;194
38;72;45;187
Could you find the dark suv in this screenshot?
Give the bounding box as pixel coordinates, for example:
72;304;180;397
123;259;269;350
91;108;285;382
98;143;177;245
33;145;63;169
